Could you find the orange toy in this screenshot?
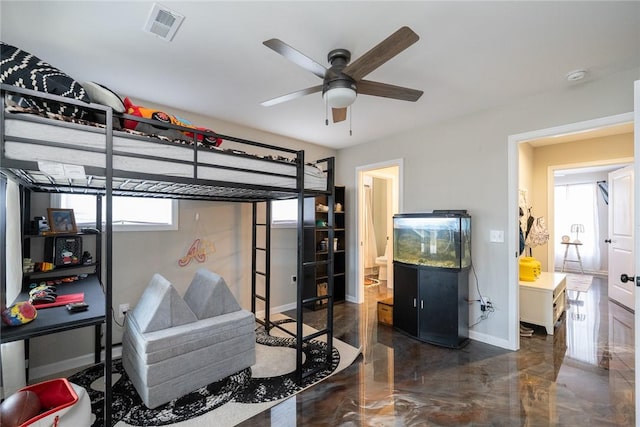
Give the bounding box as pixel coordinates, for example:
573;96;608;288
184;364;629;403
123;97;222;147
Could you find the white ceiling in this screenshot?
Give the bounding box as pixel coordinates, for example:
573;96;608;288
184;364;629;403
2;1;639;150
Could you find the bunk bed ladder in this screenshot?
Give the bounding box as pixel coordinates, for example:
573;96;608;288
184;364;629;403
251;201;272;329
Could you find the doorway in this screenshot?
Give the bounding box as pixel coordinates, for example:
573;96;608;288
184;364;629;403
508;112;635;351
552;163;630;277
355;160;402;304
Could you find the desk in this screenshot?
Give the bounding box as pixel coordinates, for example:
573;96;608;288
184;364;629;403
1;274;105;378
561;241;584;274
519;272;566;335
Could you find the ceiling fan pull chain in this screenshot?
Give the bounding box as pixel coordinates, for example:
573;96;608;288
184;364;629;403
349;106;353;136
325;97;329;126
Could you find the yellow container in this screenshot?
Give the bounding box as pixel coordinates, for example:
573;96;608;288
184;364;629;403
519;257;541;281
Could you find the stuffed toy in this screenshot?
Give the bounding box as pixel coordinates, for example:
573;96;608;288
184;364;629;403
2;301;37;326
123;97;222;147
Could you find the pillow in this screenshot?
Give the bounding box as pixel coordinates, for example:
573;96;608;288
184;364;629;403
183;269;241;320
130;274;197;333
123;97;222;147
0;42;90;118
82;81;125;113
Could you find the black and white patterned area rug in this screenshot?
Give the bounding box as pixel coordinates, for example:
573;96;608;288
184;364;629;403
68;318;360;426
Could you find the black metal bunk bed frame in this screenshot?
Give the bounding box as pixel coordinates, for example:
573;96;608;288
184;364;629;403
0;84;338;425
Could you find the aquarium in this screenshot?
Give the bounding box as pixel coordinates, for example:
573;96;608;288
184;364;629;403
393;212;471;269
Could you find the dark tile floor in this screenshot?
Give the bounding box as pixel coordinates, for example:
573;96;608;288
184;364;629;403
240;276;634;426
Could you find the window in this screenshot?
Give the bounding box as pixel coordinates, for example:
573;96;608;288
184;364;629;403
57;194;178;231
271;199;299;227
554;183;600;271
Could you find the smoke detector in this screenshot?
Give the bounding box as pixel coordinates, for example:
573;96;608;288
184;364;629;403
566;69;587;82
143;3;185;42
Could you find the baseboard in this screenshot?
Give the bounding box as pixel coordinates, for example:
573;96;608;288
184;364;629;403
254;302;297;320
469;330;513;351
30;345;122;382
554;268;607;277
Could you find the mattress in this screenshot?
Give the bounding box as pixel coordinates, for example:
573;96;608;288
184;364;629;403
2;113;327;193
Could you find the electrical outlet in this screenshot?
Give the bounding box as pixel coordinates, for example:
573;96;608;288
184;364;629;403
291;275;297;286
118;303;130;319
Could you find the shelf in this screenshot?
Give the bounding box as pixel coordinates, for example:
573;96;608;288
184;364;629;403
305;185;346;308
24;263;99;279
24;231;101;239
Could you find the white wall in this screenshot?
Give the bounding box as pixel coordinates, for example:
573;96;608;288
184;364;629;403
336;67;639;345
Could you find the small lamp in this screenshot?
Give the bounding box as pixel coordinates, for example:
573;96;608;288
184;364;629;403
570;224;584;243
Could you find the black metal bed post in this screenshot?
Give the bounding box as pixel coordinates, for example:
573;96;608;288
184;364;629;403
20;187;30;382
95;195;103;365
295;150;305;383
104;107;113;427
95;195;102;284
325;157;335;363
251;202;257;316
264;201;272;328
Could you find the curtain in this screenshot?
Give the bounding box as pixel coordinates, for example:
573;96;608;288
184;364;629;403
554;183;601;272
1;179;26;396
363;185;378;269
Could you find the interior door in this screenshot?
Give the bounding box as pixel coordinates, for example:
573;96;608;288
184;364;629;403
608;165;634;309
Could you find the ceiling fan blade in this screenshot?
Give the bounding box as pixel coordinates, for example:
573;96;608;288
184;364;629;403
263;38;327;79
332;108;347;123
357;80;423;102
261;85;323;107
342;26;419;81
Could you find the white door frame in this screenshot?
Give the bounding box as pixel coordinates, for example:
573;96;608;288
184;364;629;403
355;159;403;304
633;79;639;419
507;112;634;351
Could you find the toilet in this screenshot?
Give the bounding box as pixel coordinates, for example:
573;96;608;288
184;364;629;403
375;243;389;281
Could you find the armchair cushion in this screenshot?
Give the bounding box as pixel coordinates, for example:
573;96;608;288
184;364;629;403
130;274;197;333
183;268;241;319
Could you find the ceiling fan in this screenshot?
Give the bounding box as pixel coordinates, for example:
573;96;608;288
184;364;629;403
261;26;424;124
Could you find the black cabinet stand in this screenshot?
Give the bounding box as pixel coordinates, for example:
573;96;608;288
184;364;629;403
393;262;469;348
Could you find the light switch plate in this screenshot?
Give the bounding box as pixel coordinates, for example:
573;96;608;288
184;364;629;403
489;230;504;243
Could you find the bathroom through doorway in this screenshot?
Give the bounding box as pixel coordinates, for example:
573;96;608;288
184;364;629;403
355;160;402;304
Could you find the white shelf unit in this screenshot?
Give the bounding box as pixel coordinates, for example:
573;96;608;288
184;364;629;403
519;272;567;335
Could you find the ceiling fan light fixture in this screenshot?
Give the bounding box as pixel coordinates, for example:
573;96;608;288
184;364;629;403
323;87;357;108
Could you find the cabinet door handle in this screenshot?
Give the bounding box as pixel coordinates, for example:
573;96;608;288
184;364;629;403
420;300;424;309
413;298;416;308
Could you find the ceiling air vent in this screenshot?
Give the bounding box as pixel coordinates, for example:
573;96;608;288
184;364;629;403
143;3;185;42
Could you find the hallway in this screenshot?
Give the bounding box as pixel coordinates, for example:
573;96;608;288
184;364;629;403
243;276;634;425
